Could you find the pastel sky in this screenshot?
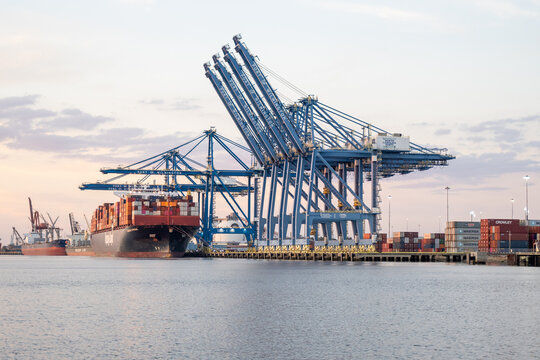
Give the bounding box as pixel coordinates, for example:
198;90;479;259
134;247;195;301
1;0;539;243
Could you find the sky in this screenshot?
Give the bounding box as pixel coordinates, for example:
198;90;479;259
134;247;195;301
1;0;539;243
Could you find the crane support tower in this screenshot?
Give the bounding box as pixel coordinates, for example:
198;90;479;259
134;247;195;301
204;35;454;247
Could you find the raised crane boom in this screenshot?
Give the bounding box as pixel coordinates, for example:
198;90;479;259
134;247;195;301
203;63;265;165
212;54;277;162
222;45;289;158
233;34;304;153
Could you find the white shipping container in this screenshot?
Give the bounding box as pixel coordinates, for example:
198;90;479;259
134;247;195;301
373;135;410;151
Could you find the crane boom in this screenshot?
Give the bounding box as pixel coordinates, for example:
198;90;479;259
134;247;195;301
233;35;304;153
28;197;35;231
222;46;290;157
212;55;277;162
204;63;265;165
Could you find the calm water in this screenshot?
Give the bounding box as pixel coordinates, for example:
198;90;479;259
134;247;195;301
1;257;539;359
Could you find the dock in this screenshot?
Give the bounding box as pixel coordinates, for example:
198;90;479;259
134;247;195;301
208;248;472;264
507;252;540;266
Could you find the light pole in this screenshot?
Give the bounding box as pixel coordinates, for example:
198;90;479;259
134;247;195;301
524;175;530;221
445;186;450;225
388;195;392;236
470;211;475;222
511;198;514;219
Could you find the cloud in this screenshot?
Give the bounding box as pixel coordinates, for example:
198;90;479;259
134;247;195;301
139;97;200;111
434;128;451;135
473;0;540;18
463;114;540;149
139;98;164;105
0;94;39;109
0;107;56;121
0;95;249;168
466;136;488;143
469;114;540;132
526;140;540;150
440;152;540;181
171;98;200;111
318;1;433;22
40;109;114;131
119;0;155;5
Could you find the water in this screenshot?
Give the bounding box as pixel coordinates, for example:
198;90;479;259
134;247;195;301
1;257;539;359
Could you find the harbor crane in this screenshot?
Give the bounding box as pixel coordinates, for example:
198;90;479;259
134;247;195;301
11;227;24;246
80;35;453;249
80;129;260;246
204;35;454;247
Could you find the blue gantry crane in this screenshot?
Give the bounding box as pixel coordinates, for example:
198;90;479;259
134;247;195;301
80;128;261;246
204;34;454;247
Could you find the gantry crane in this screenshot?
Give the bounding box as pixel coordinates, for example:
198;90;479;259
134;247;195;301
80;129;261;246
204;35;454;246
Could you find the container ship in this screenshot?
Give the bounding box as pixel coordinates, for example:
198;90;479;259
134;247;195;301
90;193;200;258
21;198;67;256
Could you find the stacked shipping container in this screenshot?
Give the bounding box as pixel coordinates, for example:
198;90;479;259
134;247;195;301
90;195;199;233
445;221;480;252
479;219;529;252
421;233;445;252
521;220;540;250
373;232;446;252
392;232;420;252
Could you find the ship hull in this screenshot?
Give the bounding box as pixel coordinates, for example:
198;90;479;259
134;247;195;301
66;246;95;256
21;240;67;256
91;225;197;258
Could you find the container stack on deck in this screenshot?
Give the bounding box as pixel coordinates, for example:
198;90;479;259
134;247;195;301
90;195;198;233
445;221;480;252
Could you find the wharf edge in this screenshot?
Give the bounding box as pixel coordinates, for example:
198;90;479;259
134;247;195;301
203;250;540;266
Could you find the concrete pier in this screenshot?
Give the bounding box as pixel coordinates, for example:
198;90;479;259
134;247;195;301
507;253;540;267
209;249;469;264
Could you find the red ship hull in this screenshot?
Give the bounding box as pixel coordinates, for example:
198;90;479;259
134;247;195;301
21;246;67;256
